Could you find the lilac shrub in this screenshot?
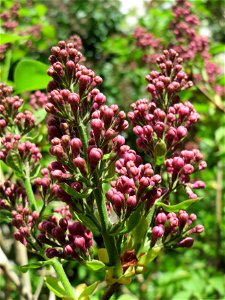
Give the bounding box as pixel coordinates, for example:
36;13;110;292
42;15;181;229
0;42;206;298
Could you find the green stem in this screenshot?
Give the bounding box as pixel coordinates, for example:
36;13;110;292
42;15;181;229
23;176;38;211
93;171;122;278
76;111;122;278
51;259;75;300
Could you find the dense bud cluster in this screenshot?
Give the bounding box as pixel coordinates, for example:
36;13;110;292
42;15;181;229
47;40;102;93
134;27;161;50
37;217;93;260
0;180;25;210
107;146;162;215
128;49;206;199
171;0;209;60
151;209;204;248
0;83;36;135
12;205;39;246
29;90;48;109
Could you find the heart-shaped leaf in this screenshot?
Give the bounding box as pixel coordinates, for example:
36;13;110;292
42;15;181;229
14;59;49;93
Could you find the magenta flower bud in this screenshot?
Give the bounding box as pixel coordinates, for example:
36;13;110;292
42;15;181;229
64;244;74;256
194;225;204;233
74;235;86;252
79;75;90;95
169;217;179;227
172;157;185;169
165;127;177;142
198;161;207;170
178;237;194;248
156;81;165;91
191;180;206;189
113;135;125;147
183;164;194;174
189;213;197;222
152;226;164;238
127;195;137;208
167;83;175;93
151;174;162;184
91;118;104;133
73;157;86;174
59;218;68;231
147;84;156;94
46;248;58;258
68;222;85;236
155;212;167;224
176;126;187;139
70;138;82;154
88;147;103;168
94;93;106;105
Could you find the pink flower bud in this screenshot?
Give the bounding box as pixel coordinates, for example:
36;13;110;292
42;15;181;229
152;226;164;238
88;148;103;168
178;237;194;248
176;126;187;139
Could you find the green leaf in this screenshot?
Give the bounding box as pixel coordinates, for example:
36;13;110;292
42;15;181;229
14;59;49;93
209;276;225;295
155;198;203;212
210;44;225;55
73;212;99;234
117;295;138;300
19;261;50;273
85;260;106;271
34;4;47;16
110;203;144;235
60;183;92;199
0;33;29;45
30;164;41;179
45;276;68;298
172;291;191;300
34;108;47;125
78;281;99;299
6;150;23;177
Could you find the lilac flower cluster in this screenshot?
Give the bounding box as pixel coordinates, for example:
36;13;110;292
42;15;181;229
171;0;209;60
0;180;39;246
0;132;42;165
37;217;93;260
151;210;204;248
29;90;48;110
106;147;162;215
0;180;25;210
0;83;36;135
128;49;206;199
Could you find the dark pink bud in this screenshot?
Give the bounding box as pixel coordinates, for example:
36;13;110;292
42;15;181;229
172;157;185;169
46;248;58;258
190;180;206;189
176;126;187;139
70;138;82;154
152;226;164;238
74;236;86;252
183;164;194;174
88;147;103;168
64;244;74;256
178;237;194;248
127;195;137;208
155;212;167;224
